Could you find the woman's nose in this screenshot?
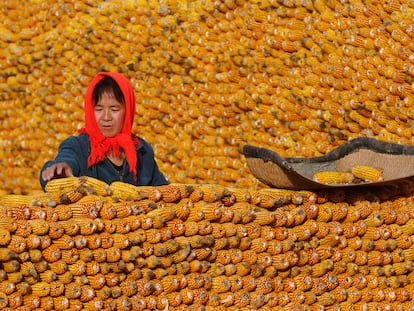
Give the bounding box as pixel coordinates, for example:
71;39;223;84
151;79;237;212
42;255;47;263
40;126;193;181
103;109;111;120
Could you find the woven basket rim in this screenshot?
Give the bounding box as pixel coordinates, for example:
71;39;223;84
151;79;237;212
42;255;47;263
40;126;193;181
243;137;414;190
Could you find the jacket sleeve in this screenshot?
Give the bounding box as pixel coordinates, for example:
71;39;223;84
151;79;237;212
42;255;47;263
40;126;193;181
39;136;87;190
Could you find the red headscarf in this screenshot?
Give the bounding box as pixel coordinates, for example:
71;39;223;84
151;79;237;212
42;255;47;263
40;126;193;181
79;72;139;176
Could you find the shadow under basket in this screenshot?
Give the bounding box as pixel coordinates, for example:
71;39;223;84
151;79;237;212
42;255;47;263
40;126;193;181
243;137;414;190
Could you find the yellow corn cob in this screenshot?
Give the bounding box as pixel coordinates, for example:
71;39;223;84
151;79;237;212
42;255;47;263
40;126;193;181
99;202;118;220
0;280;16;294
68;260;86;275
39;296;54;309
110;181;141;200
83;176;112;196
27;219;50;235
135;186;162;201
226;187;252;203
0;194;32;207
54;204;73;221
112;233;130;249
1;259;20;273
0;291;7;309
352;165;384;182
45;176;84;193
168;183;194;199
59;187;86;204
30;192;61;207
147;205;176;224
39;270;57;283
0;247;18;262
48;259;68;275
15;282;31;296
53;296;70;310
110;201;131;218
199;184;228;202
0;228;11;246
32;282;50;297
70;200;100;219
78;285;95;302
254;188;293;208
42;244;62;263
157;184;182;203
313;171;355;184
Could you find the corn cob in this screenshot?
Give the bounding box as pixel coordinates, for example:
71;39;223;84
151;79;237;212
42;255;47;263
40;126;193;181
110;182;141;200
99;202;118;220
0;291;7;309
31;281;51;297
28;219;49;235
59;187;86;204
1;278;17;295
70;200;100;219
313;171;355;184
30;192;61;207
255;188;293;208
83;176;112;196
157;184;182;203
197;184;227;202
136;186;162;202
0;248;18;262
352;165;384;182
54;204;73;221
1;259;20;273
0;194;32;207
168;183;194;199
0;228;11;246
188;187;204;202
45;177;84;193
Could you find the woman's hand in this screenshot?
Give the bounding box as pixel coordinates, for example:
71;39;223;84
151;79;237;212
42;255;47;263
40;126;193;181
41;163;73;181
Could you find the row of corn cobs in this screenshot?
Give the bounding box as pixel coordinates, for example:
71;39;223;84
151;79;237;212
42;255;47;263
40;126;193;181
1;0;414;194
1;176;414;309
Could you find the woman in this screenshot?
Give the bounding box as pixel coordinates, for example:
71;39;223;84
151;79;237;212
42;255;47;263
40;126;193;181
40;72;168;190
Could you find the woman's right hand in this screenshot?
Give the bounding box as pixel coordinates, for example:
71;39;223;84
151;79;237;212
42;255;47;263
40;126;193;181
41;163;73;181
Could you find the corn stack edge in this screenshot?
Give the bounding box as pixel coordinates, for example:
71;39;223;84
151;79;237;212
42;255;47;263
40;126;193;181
1;177;414;310
1;0;414;309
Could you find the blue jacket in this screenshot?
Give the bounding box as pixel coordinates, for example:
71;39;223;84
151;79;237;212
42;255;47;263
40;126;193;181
40;133;168;190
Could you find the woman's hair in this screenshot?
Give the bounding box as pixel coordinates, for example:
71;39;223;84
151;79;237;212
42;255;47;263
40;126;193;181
92;76;125;105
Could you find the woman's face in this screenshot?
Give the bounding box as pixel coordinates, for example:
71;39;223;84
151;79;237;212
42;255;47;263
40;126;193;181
94;91;125;137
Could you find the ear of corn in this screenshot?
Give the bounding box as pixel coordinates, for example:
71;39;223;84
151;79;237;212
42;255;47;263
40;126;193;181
82;177;112;196
45;177;84;194
0;248;19;262
313;171;355;185
0;195;33;207
110;182;141;201
352;165;384;183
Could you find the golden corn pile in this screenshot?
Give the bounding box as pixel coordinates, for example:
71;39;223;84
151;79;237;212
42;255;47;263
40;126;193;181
1;0;414;308
0;0;414;194
0;177;414;310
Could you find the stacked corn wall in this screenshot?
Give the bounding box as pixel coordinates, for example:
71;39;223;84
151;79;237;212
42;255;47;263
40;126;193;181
1;0;414;309
1;178;414;310
0;0;413;194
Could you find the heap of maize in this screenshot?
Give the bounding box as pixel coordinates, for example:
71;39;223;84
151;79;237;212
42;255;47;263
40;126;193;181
0;0;414;194
0;177;414;310
2;0;414;308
